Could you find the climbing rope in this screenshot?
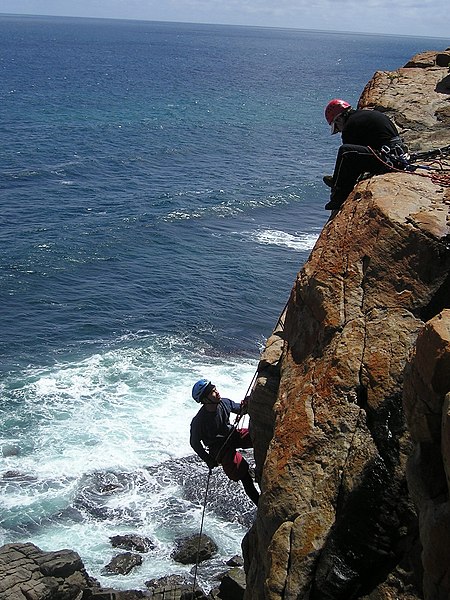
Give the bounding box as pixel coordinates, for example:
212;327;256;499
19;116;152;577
367;144;450;188
410;147;450;187
191;467;212;596
222;298;289;434
216;298;290;456
410;144;450;162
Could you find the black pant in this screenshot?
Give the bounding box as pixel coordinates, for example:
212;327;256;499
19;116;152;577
330;144;389;207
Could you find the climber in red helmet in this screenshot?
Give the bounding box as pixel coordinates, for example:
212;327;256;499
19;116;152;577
323;98;408;211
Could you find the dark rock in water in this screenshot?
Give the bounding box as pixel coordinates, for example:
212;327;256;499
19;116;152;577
218;567;246;600
73;471;138;523
226;555;244;567
2;470;37;482
171;534;218;565
50;505;85;524
146;454;257;529
102;552;143;575
110;534;155;553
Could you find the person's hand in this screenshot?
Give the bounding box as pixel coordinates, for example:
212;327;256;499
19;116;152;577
206;457;218;470
241;396;250;413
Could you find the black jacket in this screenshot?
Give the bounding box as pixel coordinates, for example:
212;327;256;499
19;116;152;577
342;109;399;150
190;398;241;464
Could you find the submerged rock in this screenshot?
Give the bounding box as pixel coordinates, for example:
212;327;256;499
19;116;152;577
2;470;37;482
171;533;218;565
102;552;143;575
110;534;155;553
2;444;21;457
146;453;257;529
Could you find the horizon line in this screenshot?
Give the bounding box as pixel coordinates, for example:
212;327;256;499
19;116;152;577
0;12;449;42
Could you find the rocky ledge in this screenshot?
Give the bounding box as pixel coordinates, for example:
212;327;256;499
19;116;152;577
245;49;450;600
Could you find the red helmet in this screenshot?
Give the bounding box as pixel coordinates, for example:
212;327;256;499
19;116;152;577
325;99;351;125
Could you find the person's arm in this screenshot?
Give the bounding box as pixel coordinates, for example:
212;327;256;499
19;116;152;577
190;420;218;468
223;397;242;414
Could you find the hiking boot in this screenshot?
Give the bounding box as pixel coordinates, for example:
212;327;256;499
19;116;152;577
356;171;372;183
325;185;345;210
323;175;333;188
324;199;342;210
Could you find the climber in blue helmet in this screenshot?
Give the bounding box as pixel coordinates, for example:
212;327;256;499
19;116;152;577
190;379;259;506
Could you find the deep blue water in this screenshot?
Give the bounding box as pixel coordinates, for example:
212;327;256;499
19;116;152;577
0;14;448;588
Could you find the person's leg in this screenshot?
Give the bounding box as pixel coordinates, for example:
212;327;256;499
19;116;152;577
234;428;253;449
241;471;259;506
327;144;386;210
221;448;259;506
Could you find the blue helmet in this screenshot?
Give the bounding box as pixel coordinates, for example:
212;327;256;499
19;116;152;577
192;379;213;403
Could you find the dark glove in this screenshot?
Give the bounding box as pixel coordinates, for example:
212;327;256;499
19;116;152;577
241;396;250;413
206;456;218;470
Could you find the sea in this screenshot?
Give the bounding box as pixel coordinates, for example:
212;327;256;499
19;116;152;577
0;13;448;590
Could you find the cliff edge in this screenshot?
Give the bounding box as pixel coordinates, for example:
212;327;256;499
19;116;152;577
245;50;450;600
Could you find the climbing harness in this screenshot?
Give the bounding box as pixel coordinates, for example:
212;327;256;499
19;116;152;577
379;138;411;171
368;142;450;188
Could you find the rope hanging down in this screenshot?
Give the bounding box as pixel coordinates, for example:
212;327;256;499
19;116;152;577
192;469;212;598
211;295;290;465
191;467;212;596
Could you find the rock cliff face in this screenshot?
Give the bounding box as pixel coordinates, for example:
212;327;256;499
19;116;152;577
244;50;450;600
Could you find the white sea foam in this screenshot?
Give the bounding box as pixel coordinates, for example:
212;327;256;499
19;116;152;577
244;228;320;251
1;340;256;478
162;193;297;222
0;335;257;587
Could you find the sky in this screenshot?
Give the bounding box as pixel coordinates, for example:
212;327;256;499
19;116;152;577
0;0;449;39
